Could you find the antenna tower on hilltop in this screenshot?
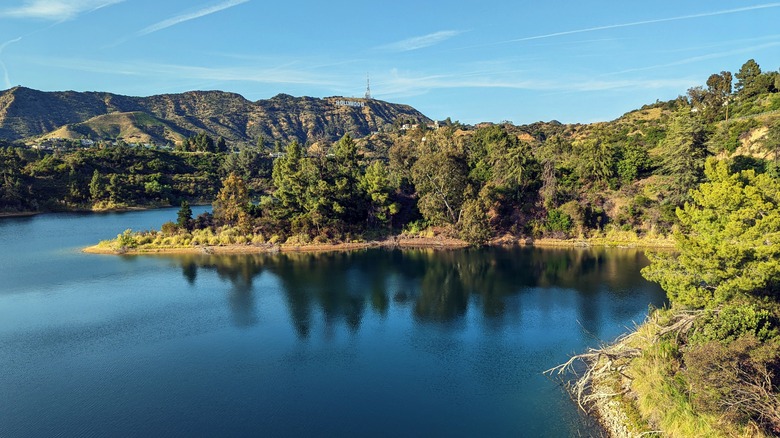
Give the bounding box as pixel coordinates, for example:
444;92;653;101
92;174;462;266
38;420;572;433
365;73;372;100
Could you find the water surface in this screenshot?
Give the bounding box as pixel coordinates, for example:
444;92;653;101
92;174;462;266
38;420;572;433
0;209;666;437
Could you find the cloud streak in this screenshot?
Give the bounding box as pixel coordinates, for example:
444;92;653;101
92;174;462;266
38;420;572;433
377;68;696;99
0;0;124;21
26;56;340;88
604;40;780;76
0;37;23;88
377;30;463;52
136;0;249;36
504;3;780;43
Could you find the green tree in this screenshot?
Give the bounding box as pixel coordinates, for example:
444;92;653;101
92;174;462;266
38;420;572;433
107;174;124;204
216;136;227;153
705;71;732;120
177;200;193;230
411;144;468;225
89;169;104;201
458;198;491;245
270;141;311;223
735;59;763;99
536;135;569;208
360;161;399;228
761;121;780;171
329;134;368;226
658;107;708;203
222;145;271;182
574;133;615;183
616;137;649;183
642;159;780;308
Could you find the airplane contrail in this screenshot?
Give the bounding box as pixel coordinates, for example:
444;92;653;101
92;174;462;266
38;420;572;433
506;3;780;43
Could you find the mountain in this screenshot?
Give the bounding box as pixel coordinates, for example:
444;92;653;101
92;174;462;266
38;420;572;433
0;87;431;146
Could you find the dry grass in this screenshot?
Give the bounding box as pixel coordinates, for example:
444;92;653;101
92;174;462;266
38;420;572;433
549;309;772;437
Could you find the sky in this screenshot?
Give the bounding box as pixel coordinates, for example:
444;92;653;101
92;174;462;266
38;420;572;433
0;0;778;125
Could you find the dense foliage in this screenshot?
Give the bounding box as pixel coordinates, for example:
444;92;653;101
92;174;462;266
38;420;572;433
3;59;780;250
637;128;780;434
643;159;780;307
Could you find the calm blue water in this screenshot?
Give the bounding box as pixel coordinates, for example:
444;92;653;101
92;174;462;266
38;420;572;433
0;208;666;437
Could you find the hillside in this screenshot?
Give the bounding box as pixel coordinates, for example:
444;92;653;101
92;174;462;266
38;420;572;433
0;87;431;146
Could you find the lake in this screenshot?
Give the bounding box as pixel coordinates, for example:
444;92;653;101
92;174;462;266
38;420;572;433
0;208;666;437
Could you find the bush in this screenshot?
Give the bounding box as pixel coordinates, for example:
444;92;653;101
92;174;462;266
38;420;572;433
545;208;572;235
116;229;137;248
458;199;491;245
160;221;178;236
683;335;780;433
403;219;426;236
690;303;779;345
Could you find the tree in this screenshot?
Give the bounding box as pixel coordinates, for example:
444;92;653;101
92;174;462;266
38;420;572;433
270;141;310;222
177;200;193;230
536;135;568;208
411;140;468;225
107;174;124;204
707;71;733;95
657;107;708;203
328;134;368;226
735;59;763;99
216;136;227;153
458;198;491;245
616;137;649;184
761;120;780;171
222;145;271;182
360;161;399;228
574;131;615;183
89;169;104;202
642;159;780;308
213;172;250;228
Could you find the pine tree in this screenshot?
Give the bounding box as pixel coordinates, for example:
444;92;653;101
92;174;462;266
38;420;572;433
89;169;104;202
658;107;708;203
213;173;250;227
643;159;780;308
177;200;193;230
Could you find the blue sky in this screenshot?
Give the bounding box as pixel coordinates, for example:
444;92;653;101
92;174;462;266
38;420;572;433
0;0;778;124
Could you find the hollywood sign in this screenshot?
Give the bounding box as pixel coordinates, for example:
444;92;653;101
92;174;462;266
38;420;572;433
334;99;365;108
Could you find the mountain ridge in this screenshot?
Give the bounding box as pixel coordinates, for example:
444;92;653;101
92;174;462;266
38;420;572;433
0;86;431;146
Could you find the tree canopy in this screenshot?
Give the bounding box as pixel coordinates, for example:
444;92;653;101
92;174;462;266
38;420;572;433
643;158;780;307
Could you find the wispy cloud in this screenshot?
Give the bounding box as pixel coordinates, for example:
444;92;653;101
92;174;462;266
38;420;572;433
0;37;22;88
377;30;463;52
0;0;124;21
136;0;249;37
25;56;340;88
377;68;695;99
503;3;780;43
605;40;780;76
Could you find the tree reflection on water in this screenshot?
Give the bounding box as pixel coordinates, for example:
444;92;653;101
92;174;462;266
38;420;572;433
164;247;664;337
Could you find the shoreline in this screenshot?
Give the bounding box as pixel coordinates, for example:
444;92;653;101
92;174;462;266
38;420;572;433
0;203;213;219
0;211;39;218
83;234;674;256
83;236;471;255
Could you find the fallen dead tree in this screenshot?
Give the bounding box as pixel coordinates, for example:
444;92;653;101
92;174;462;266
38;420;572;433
546;310;703;411
545;310;706;437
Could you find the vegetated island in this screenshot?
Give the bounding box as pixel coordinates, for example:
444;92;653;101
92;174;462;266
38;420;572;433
5;58;780;437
